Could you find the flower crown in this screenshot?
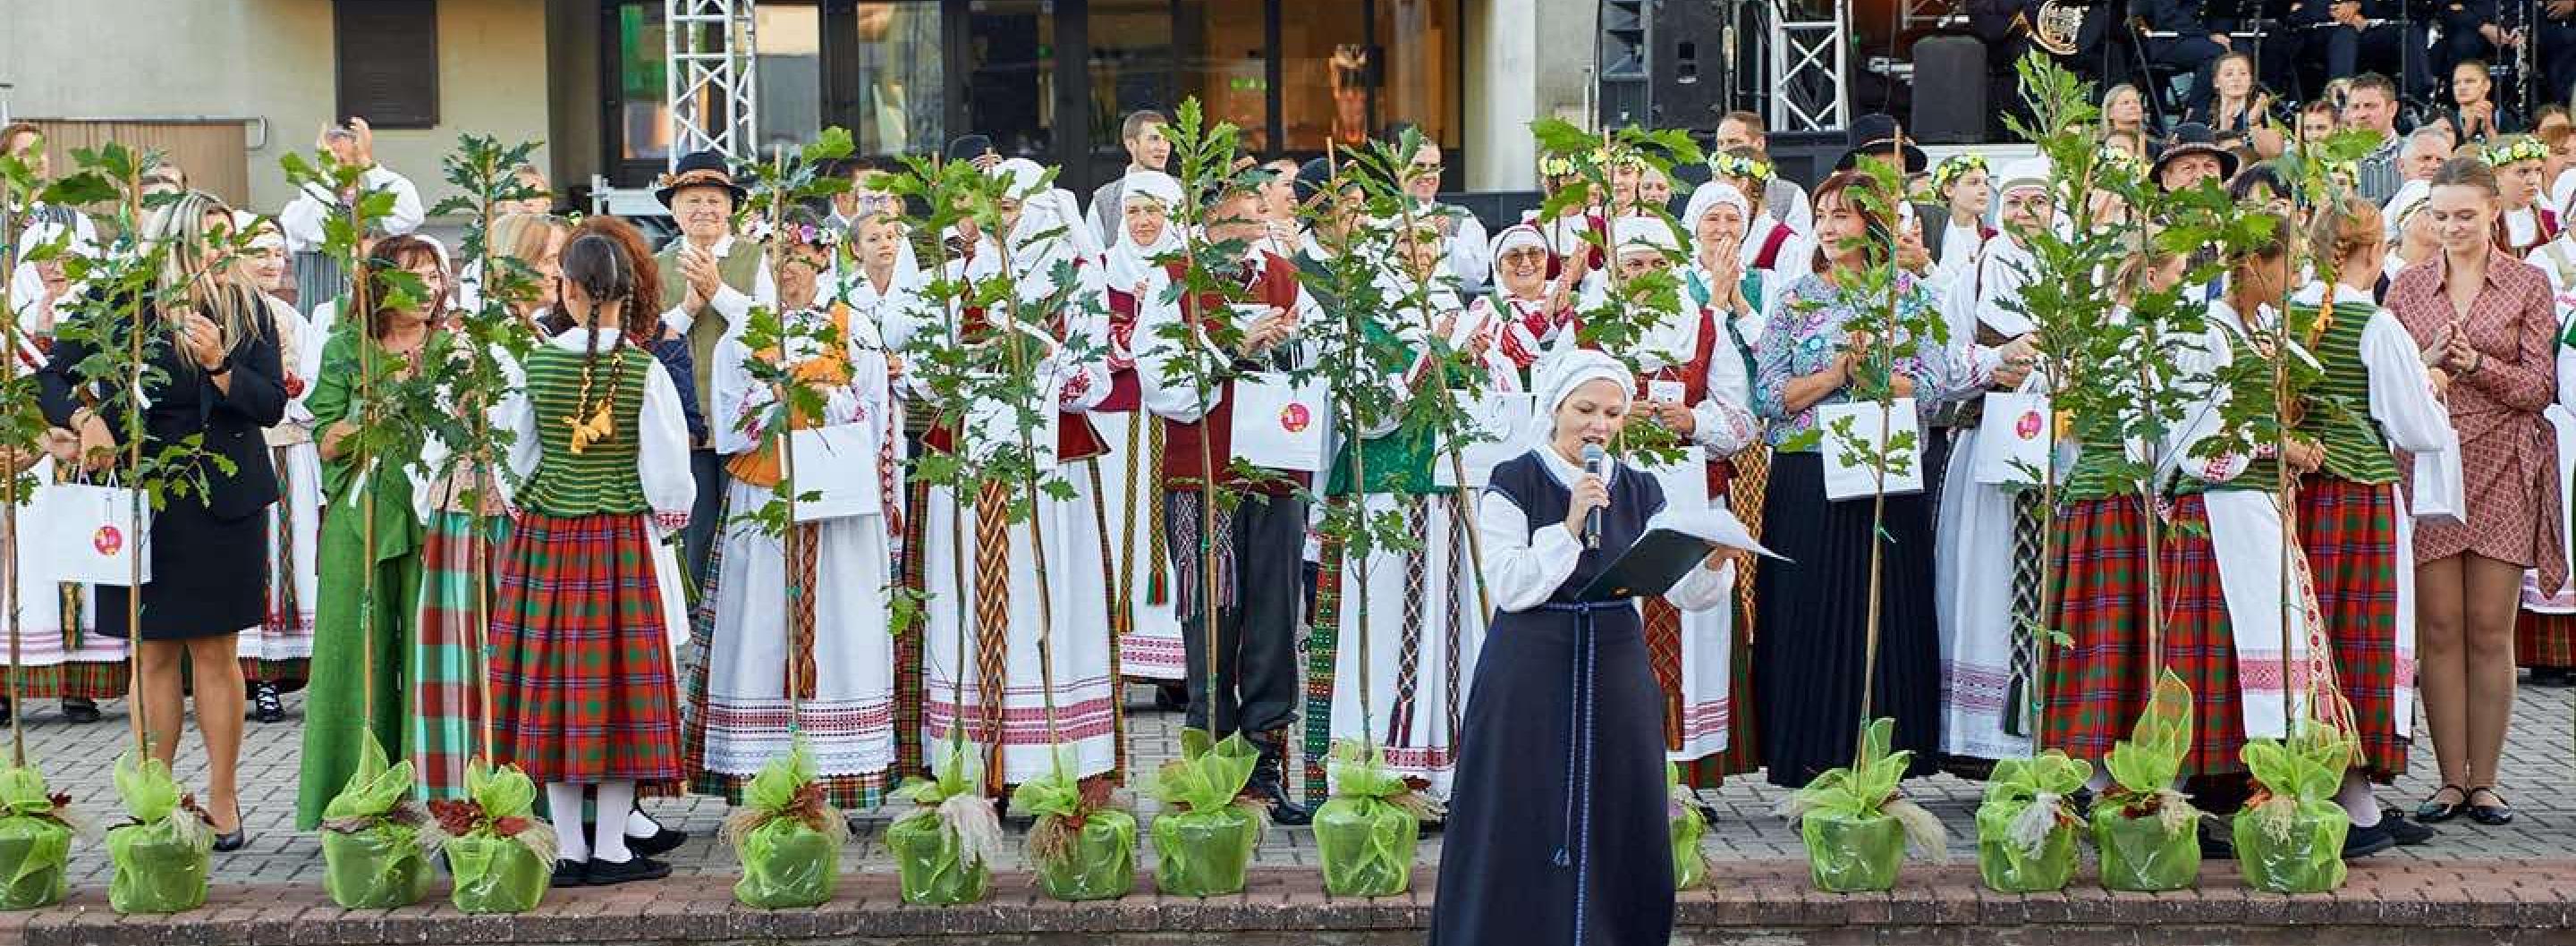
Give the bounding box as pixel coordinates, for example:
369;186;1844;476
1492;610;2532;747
1539;147;1634;180
1931;154;1988;193
2483;137;2547;168
1710;153;1774;184
742;218;844;249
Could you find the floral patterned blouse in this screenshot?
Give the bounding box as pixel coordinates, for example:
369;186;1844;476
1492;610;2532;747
1752;270;1979;449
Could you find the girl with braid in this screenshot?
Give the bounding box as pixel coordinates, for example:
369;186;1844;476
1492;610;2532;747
487;233;696;887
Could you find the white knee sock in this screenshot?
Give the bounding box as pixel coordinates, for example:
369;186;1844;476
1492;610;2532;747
624;806;658;839
2337;773;2383;827
592;781;637;864
546;783;589;862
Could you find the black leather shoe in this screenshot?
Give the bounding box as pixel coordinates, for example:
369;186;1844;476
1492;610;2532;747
551;858;590;888
2416;784;2468;824
1153;682;1190;713
0;698;13;727
2466;787;2514;826
2529;668;2574;687
2382;809;2436;846
249;682;285;723
584;855;671;885
212;829;250;853
59;697;99;724
2342;823;2397;859
627;823;689;858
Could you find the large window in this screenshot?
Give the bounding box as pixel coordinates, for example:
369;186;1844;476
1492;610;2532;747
1275;4;1366;154
1088;0;1178;171
966;0;1059;160
335;0;440;130
615;4;672;165
756;4;826;153
1376;0;1458;148
847;2;945;156
1177;0;1272;152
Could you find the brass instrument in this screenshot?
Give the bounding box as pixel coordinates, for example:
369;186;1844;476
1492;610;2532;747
2013;0;2093;56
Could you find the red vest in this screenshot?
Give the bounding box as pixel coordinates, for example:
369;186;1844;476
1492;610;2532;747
1097;288;1145;413
1636;304;1730;496
1158;252;1311;494
920;303;1108;462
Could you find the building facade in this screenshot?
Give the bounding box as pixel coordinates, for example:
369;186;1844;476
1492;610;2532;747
2;0;1590;215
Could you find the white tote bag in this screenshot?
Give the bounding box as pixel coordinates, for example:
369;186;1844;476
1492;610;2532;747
26;478;152;586
1228;372;1326;472
1436;391;1536;488
1818;397;1925;501
785;422;884;522
1970;381;2054;486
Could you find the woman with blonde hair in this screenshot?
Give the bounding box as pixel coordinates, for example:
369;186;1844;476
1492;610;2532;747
38;189;286;851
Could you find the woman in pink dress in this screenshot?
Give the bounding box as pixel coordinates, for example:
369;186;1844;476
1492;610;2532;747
2385;156;2568;827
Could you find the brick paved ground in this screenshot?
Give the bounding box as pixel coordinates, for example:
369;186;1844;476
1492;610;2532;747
0;678;2565;943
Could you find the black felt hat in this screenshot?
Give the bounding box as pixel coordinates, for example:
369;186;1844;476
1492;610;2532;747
654;149;745;209
2150;122;2241;187
1834;114;1928;174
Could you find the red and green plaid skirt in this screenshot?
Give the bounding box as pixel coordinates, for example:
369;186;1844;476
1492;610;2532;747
2299;477;2406;780
489;511;682;792
2038;496;2151;762
2517;611;2576;670
0;662;128;701
2158;494;2249;777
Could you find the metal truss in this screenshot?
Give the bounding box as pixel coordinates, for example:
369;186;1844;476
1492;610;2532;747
665;0;760;171
1767;0;1851;132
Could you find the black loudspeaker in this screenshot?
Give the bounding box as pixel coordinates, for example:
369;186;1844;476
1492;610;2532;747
1911;33;1989;144
1648;0;1735;132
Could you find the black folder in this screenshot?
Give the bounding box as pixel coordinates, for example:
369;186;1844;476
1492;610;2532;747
1571;528;1714;603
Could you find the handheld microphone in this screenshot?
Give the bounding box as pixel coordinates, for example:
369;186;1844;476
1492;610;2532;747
1580;443;1606;549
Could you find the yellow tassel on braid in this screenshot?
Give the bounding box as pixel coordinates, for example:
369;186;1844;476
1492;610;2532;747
564;354;620;454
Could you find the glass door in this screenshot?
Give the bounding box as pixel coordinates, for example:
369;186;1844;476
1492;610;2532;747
836;1;947;157
962;0;1063;164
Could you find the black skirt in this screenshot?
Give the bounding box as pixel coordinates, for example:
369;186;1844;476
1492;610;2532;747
1751;451;1941;788
1430;601;1672;946
97;496;266;642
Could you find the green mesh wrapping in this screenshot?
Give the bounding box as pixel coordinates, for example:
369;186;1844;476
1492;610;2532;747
320;824;434;908
886;809;992;905
447;832;549;914
734;817;839;908
1033;810;1137;902
2091;809;2201;891
106;753;208;915
1972;752;2089;892
1798;810;1903;893
1150;804;1258;898
0;765;72;910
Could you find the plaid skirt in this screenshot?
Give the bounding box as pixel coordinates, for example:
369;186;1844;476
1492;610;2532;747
411;512;509;803
2299;477;2406;780
2158;494;2248;778
489;511;682;790
2517;611;2576;670
2038;496;2152;762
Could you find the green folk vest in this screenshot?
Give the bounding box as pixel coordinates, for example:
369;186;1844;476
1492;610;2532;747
2292;299;2401;486
519;345;654;517
658;239;765;440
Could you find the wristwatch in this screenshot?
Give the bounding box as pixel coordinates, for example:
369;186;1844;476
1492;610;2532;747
207;355;234;376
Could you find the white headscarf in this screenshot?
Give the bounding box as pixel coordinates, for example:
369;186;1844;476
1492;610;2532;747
1489;222;1548;263
1533;349;1634;443
1682;181;1751;241
991;157;1104;272
1611;215;1680;258
1106;170;1184;295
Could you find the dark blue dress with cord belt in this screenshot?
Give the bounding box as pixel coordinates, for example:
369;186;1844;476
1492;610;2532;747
1428;451;1673;946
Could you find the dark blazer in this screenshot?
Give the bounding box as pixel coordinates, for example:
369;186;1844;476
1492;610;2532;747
38;287;287;521
1916;202;1953;264
2139;0;2215;35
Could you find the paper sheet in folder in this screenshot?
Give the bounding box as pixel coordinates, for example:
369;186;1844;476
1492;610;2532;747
1572;528;1711;603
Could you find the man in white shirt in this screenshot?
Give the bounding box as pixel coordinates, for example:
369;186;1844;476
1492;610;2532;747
1715;111;1815;237
1397;139;1492;291
279;119;425;316
1086;110;1170;249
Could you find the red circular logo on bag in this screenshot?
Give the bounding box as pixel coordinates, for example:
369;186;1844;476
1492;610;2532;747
2015;410;2044;440
1280;403;1311;433
92;526;122;557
